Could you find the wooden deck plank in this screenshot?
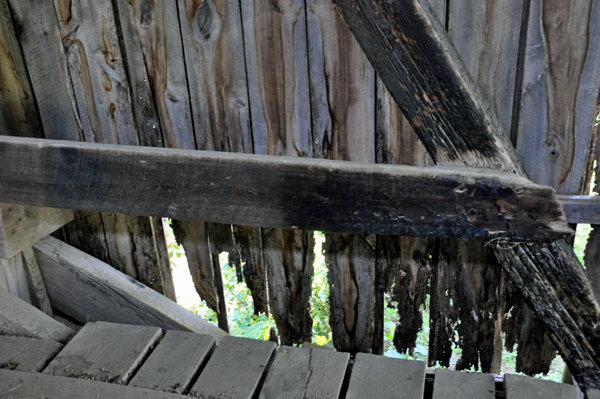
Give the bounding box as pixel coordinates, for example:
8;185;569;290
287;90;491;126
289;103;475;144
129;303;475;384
504;374;579;399
587;389;600;399
432;368;495;399
189;335;276;399
258;346;349;399
0;335;63;372
43;321;162;384
0;369;184;398
345;353;426;399
128;330;215;393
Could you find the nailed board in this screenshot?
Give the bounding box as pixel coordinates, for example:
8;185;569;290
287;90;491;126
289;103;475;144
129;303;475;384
258;345;349;399
43;321;162;384
0;136;571;242
0;335;63;372
345;353;426;399
432;368;495;399
504;374;579;399
128;330;215;393
189;335;276;399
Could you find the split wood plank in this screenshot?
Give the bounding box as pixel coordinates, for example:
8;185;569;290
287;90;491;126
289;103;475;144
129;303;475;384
503;374;579;399
33;236;228;342
0;136;571;242
44;321;162;384
345;353;426;399
0;204;73;259
0;369;186;399
0;289;74;343
330;0;600;388
432;368;495;399
21;247;53;315
128;330;215;394
0;252;31;303
0;335;63;372
189;335;276;399
258;345;349;399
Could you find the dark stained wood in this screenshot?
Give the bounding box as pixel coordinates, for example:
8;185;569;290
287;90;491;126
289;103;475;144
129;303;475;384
258;345;350;399
432;368;495;399
44;321;162;384
345;353;426;399
234;225;269;315
189;335;276;399
504;373;579;399
0;335;63;372
128;330;215;393
33;236;228;341
0;136;572;242
0;369;185;399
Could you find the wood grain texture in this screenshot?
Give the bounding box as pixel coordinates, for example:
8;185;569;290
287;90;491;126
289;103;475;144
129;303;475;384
0;335;63;372
0;252;31;303
44;321;161;384
558;195;600;224
33;236;228;341
189;335;276;399
0;204;74;259
21;247;53;315
0;369;186;399
345;353;426;399
0;289;74;343
432;368;495;399
0;136;572;242
258;345;350;399
129;330;215;393
504;373;579;399
234;225;269;315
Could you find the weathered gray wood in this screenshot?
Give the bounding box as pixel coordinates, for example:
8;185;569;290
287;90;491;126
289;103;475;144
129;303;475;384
0;136;572;242
432;368;495;399
0;289;74;343
0;369;186;399
0;204;74;259
0;335;63;372
346;353;426;399
504;373;579;399
129;330;215;393
587;389;600;399
558;196;600;224
258;345;349;399
44;321;162;384
33;236;228;341
0;252;31;303
21;247;52;315
189;335;276;399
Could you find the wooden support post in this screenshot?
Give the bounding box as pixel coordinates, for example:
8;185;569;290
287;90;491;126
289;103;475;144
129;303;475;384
330;0;600;388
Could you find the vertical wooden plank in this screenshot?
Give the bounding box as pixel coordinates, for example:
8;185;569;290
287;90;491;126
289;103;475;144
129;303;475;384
0;335;64;372
0;252;32;304
21;247;53;315
234;225;269;315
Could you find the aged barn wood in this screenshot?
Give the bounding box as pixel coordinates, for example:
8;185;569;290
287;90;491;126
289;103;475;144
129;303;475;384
259;346;350;399
345;353;426;399
44;322;162;384
0;251;32;304
129;330;215;394
0;136;572;242
588;389;600;399
21;247;53;315
188;336;276;399
241;0;315;346
0;335;63;372
432;368;495;399
559;196;600;225
234;225;269;315
0;290;74;343
33;236;228;341
504;373;579;399
331;0;600;387
0;370;185;399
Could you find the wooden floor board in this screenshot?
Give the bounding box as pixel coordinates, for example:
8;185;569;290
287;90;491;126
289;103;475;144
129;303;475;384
432;368;495;399
189;335;276;399
128;330;215;393
0;335;63;372
504;374;579;399
43;321;162;384
345;353;426;399
258;346;349;399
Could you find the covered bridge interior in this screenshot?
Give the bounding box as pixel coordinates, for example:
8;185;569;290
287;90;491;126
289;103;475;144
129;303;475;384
1;0;600;397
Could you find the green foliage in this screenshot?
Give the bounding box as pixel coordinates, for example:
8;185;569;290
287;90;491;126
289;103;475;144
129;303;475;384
311;232;333;346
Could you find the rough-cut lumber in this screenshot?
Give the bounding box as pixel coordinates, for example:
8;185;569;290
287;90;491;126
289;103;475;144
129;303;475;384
0;204;73;259
21;246;53;315
504;373;579;399
0;289;74;343
0;369;185;399
432;368;495;399
330;0;600;388
0;335;63;372
33;236;227;342
0;251;32;303
558;195;600;225
44;322;161;384
129;330;215;393
0;136;570;242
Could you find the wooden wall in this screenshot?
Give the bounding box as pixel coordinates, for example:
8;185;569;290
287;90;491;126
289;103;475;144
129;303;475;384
1;0;599;375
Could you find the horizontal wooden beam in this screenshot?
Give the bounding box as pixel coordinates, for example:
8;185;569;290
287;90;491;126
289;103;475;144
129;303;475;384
0;136;571;242
557;195;600;225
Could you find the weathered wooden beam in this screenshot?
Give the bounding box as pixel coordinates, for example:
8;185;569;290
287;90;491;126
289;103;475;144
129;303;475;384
558;195;600;225
330;0;600;389
0;136;570;242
